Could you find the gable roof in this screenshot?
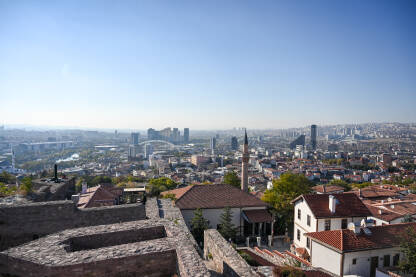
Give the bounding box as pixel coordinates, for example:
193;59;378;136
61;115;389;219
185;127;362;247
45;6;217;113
295;193;371;218
160;185;193;199
164;184;268;210
306;222;416;252
77;185;118;209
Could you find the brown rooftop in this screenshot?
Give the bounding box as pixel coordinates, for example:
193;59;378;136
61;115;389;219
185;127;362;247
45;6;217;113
164;184;268;210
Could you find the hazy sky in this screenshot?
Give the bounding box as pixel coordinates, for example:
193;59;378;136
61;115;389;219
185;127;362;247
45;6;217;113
1;0;415;130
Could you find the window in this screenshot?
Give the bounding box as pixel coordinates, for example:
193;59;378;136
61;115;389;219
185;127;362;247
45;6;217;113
393;254;400;266
307;215;311;226
352;258;357;265
324;219;331;231
383;255;390;267
297;229;300;241
298;209;301;220
341;219;348;229
306;237;310;249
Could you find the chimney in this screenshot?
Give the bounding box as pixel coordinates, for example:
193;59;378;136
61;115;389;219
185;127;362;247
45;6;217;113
329;195;336;213
378;209;383;215
323;185;326;193
81;182;87;194
358;188;362;198
54;164;58;182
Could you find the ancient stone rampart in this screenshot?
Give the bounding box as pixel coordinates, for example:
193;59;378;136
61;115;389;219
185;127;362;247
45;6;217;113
0;200;145;250
204;229;260;277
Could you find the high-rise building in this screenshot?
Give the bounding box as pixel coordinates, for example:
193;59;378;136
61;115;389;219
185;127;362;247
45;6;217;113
241;130;249;192
172;128;180;143
183;128;189;143
145;144;154;159
290;135;305;150
210;137;216;155
131;132;140;145
311;125;317;150
147;128;158;140
231;136;238;150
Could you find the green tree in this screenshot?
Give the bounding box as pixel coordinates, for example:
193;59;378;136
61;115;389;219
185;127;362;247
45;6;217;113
402;214;414;223
190;208;210;246
262;173;311;236
400;227;416;274
224;171;241;188
218;207;237;241
0;171;16;184
147;177;177;197
20;176;33;194
0;182;17;197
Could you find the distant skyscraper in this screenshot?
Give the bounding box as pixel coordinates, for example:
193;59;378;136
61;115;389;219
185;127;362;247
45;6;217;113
183;128;189;143
131;132;139;145
231;136;238;150
311;125;317;150
241;130;249;192
145;144;154;159
210;137;216;155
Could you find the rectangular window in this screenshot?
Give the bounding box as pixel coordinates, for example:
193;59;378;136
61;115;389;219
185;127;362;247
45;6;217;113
325;219;331;231
341;219;348;229
306;237;310;249
307;215;311;226
352;258;357;265
383;255;390;267
393;254;400;266
297;229;300;241
298;209;301;220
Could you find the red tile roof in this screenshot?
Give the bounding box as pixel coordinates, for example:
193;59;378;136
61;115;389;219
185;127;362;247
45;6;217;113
306;222;416;252
312;185;345;193
165;184;268;210
295;193;371;218
160;185;193;199
77;185;118;209
242;209;272;223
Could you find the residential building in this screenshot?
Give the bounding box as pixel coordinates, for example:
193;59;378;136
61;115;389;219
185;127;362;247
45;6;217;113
183;128;189;143
292;193;371;256
306;222;416;277
231;136;238;150
131;132;139;145
161;184;272;238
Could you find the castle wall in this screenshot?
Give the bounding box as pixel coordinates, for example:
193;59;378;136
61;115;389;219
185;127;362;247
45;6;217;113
0;201;145;250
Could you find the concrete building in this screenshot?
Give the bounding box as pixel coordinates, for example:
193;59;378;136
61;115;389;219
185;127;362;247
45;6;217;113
144;143;154;159
290;135;305;150
210;137;216;155
311;125;317;150
183;128;189;143
231;136;238;151
131;132;139;145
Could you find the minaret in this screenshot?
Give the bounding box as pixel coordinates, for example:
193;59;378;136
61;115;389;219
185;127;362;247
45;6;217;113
241;129;249;192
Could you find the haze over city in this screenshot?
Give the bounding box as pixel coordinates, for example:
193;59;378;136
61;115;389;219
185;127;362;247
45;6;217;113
1;0;415;130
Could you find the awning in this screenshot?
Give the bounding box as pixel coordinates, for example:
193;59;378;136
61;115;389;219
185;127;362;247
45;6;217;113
242;209;272;223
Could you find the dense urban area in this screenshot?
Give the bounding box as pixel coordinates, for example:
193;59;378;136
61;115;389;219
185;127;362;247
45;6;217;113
1;122;416;277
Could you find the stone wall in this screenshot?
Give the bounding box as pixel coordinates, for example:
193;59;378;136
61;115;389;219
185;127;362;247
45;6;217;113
0;200;146;250
204;229;260;277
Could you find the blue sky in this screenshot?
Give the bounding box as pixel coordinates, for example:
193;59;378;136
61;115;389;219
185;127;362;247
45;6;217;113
1;0;415;130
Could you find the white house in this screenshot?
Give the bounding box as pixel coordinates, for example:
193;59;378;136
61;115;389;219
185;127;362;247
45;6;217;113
292;193;371;258
161;184;272;238
366;200;416;226
305;222;416;277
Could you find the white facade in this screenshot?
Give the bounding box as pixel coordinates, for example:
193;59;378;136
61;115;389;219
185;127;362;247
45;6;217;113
310;240;402;277
293;197;367;254
181;206;267;234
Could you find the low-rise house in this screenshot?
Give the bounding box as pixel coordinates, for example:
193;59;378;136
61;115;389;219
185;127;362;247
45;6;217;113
312;185;345;194
161;184;272;238
75;185;121;209
366;199;416;225
292;193;371;257
305;222;416;277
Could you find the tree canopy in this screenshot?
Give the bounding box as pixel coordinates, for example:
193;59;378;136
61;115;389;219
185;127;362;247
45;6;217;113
400;227;416;274
224;171;240;188
190;208;210;246
262;173;311;235
147;177;177;197
218;207;237;241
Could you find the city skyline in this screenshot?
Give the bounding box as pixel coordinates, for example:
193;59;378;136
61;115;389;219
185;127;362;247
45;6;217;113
1;0;415;130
